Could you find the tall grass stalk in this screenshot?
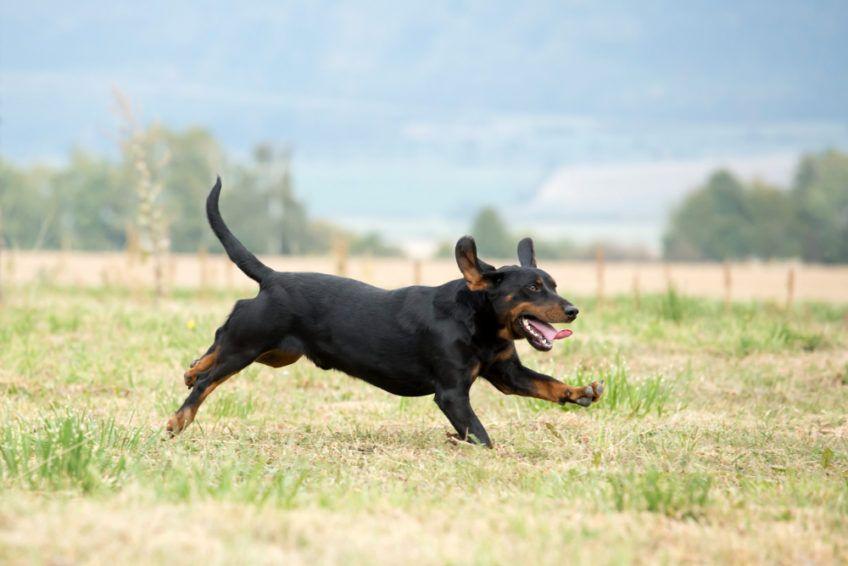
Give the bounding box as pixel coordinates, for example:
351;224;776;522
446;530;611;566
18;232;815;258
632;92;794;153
113;89;171;298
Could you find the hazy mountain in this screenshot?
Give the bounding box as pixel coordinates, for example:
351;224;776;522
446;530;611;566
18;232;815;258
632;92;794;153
2;1;846;249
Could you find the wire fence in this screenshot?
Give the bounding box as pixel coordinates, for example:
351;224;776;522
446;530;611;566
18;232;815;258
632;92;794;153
4;249;847;304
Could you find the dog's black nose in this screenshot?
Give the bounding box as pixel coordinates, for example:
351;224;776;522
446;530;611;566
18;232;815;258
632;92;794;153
564;305;579;318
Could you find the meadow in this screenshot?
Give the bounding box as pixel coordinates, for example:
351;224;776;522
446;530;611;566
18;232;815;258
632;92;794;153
0;283;847;564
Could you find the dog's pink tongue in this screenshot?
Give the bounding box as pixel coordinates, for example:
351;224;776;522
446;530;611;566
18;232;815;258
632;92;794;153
528;319;573;341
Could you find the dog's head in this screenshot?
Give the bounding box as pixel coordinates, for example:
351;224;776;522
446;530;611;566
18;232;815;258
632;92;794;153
455;236;578;351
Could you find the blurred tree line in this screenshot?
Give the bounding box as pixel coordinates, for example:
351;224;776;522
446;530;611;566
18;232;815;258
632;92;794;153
0;125;401;257
435;206;651;260
663;150;848;263
438;149;847;264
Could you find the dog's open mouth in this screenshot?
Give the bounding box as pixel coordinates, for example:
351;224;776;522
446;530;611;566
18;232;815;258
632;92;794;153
518;315;573;352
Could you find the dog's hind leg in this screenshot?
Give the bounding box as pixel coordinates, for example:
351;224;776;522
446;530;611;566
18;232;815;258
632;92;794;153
255;349;302;368
183;326;226;388
167;346;259;436
183;345;219;388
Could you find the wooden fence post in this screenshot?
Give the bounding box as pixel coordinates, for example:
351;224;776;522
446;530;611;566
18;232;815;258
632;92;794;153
595;245;605;306
663;262;674;292
333;237;348;277
786;267;795;310
632;269;641;310
6;247;14;290
58;232;71;280
362;253;374;283
125;221;140;267
0;207;4;304
225;257;234;289
412;259;422;285
166;254;177;293
723;261;732;310
198;245;210;291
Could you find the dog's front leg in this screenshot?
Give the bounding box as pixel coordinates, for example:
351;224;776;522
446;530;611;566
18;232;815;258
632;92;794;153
485;356;603;407
434;383;492;447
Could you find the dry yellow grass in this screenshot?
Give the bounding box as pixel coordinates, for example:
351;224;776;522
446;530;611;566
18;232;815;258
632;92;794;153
0;284;846;564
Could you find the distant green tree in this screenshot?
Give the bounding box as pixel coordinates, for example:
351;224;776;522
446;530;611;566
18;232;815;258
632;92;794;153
664;171;750;260
533;238;578;260
56;149;129;250
470;207;513;258
0;159;55;248
348;232;403;257
792;150;848;263
663;151;848;262
216;164;277;255
746;181;801;259
663;171;797;261
0;126;377;257
435;212;648;261
274;152;312;255
152;126;226;252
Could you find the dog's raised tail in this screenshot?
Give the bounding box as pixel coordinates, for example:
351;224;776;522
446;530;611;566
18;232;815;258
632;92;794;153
206;176;273;283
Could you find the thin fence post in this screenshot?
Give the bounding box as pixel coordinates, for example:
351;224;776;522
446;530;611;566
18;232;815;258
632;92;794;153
723;261;732;311
58;232;71;280
125;221;139;291
333;237;348;277
786;266;795;310
154;255;164;298
166;254;177;293
198;245;209;291
225;256;234;289
363;253;373;283
663;262;674;292
7;246;15;289
632;269;641;310
595;245;605;307
125;221;141;267
0;207;4;304
412;259;422;285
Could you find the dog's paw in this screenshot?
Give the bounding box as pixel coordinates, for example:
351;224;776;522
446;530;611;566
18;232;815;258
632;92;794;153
165;416;181;437
166;410;191;437
573;380;604;407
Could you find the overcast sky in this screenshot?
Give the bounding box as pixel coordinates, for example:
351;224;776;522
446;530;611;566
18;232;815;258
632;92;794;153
2;1;846;250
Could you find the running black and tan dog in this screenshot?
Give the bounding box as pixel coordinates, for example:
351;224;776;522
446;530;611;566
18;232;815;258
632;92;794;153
167;178;604;446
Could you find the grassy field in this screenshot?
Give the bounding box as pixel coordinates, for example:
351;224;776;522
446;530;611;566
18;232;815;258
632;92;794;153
1;284;847;564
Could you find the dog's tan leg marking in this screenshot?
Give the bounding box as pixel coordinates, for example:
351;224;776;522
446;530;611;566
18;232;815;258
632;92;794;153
255;349;302;368
167;371;236;436
183;347;219;388
530;379;604;407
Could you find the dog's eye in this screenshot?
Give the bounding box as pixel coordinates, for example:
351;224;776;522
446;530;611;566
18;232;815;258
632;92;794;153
527;283;540;292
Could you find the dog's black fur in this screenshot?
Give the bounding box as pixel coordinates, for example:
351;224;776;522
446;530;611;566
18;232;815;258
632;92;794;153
167;178;604;446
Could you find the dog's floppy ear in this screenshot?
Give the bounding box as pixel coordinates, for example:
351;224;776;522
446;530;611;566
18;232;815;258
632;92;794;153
517;237;537;268
455;236;495;291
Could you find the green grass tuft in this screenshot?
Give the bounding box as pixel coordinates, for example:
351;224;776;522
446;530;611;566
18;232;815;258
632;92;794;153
0;412;147;493
606;469;713;519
